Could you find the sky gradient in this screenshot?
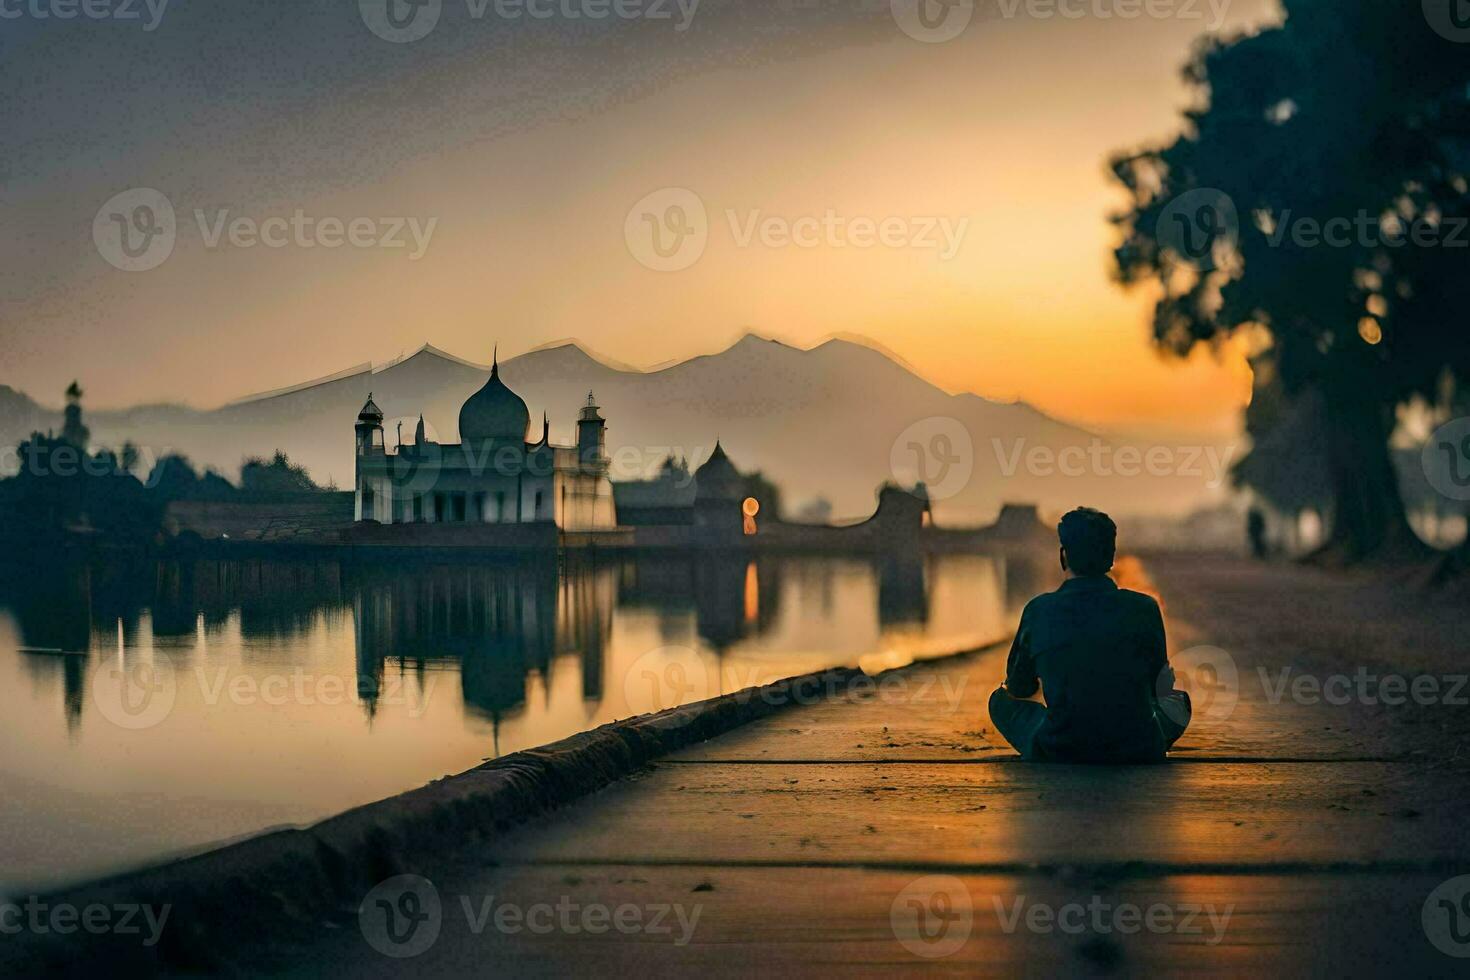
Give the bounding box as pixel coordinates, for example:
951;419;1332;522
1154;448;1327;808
2;0;1279;440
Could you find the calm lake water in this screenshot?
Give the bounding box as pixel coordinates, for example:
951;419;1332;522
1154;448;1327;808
0;551;1048;889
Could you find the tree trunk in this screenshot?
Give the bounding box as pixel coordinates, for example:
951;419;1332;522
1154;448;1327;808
1312;389;1426;566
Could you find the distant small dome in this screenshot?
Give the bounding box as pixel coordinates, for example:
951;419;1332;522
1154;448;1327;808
459;361;529;446
695;441;743;500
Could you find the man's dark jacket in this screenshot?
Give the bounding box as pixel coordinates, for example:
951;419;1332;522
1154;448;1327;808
1003;574;1170;762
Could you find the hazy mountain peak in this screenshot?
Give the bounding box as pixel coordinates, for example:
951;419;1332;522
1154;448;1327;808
395;344;488;371
519;340;642;376
728;332;794;353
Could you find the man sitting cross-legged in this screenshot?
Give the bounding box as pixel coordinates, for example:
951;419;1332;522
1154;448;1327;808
988;507;1191;763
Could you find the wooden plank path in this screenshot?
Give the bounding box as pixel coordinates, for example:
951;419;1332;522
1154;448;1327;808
257;555;1470;977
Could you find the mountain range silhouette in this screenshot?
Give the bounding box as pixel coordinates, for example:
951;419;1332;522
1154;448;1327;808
0;334;1230;523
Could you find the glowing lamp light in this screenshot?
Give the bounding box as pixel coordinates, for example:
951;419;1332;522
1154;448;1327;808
742;497;760;536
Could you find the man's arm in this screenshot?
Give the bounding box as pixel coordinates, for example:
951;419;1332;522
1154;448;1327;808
1003;602;1039;698
1144;597;1171;691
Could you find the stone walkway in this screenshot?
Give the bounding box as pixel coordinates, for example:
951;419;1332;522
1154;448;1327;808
259;555;1470;977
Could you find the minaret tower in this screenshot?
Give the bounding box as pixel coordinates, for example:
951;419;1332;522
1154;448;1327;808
356;393;385;456
577;391;606;467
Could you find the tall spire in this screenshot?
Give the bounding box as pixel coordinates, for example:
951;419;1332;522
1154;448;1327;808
491;345;499;378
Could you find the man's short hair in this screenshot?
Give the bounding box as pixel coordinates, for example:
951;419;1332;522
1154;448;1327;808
1058;507;1116;576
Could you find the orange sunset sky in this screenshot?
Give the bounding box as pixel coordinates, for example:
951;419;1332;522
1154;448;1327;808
2;1;1280;441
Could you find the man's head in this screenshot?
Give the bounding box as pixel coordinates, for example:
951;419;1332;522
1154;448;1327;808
1057;507;1116;577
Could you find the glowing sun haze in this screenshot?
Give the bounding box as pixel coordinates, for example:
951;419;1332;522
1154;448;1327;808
0;1;1279;441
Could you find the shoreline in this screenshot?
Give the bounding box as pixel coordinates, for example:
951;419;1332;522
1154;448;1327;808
0;642;1006;976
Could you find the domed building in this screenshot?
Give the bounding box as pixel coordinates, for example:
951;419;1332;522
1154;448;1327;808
353;355;616;531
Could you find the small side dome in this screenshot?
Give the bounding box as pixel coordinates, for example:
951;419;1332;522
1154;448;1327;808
459;359;530;446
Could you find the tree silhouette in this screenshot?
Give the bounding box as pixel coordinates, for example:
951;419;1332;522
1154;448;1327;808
240;449;321;495
1110;0;1470;562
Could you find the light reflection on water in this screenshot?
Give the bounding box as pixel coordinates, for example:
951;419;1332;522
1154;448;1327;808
0;551;1048;889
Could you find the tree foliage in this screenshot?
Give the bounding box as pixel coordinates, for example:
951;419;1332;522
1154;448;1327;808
1110;0;1470;560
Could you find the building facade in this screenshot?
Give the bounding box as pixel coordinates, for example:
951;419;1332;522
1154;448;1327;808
353;359;617;531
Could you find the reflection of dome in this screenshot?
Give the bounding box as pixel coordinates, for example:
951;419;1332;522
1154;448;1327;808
695;441;743;501
459;360;529;446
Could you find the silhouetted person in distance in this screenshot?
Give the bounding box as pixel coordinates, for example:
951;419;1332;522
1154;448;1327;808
1247;507;1268;560
988;508;1191;763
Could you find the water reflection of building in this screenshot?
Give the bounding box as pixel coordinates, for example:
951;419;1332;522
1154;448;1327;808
350;560;615;744
154;560;345;639
2;552;1035;738
1001;550;1049;610
615;556;783;653
876;556;930;628
1;561;151;733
